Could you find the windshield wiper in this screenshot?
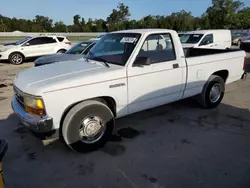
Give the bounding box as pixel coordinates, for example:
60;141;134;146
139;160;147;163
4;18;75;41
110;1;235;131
92;56;110;68
86;51;109;68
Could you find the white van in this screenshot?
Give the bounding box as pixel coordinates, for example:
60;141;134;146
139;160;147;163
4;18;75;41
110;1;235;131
180;30;232;49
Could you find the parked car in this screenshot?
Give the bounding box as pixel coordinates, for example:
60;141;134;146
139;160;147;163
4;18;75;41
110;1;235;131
0;140;8;188
11;29;247;152
232;32;250;46
180;30;232;49
240;39;250;52
34;39;97;67
0;35;72;65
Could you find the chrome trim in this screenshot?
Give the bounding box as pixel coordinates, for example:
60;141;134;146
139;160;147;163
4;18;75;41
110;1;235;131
11;97;53;133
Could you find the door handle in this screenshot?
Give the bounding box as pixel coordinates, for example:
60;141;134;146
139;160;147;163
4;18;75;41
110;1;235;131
173;63;179;69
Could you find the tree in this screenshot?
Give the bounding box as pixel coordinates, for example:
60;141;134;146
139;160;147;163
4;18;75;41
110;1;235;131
33;15;53;32
72;14;81;32
106;2;131;31
54;21;67;32
0;23;7;32
206;0;244;28
1;0;250;32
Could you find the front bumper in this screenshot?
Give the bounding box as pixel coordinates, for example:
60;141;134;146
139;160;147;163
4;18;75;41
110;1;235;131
11;97;54;133
0;51;9;60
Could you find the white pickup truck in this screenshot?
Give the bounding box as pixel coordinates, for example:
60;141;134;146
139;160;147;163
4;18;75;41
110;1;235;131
11;29;247;152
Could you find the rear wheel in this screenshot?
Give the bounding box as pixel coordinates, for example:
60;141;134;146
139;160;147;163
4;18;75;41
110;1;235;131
62;100;114;152
197;75;225;109
9;52;24;65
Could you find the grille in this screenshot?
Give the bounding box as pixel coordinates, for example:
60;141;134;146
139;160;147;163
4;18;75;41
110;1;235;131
13;85;25;109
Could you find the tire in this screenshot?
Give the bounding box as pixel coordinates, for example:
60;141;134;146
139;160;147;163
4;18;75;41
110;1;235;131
62;100;114;153
237;40;241;46
197;75;225;109
9;52;24;65
57;49;67;53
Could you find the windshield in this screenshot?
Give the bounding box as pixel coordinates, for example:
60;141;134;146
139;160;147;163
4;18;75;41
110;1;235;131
178;34;184;37
232;33;242;39
96;34;105;38
180;34;204;44
86;33;141;66
66;42;91;54
15;36;32;45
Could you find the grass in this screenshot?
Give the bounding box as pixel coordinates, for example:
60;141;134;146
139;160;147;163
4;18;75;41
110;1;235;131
0;35;94;44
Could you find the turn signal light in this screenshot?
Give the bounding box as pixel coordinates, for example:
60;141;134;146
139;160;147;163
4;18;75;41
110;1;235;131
25;106;46;116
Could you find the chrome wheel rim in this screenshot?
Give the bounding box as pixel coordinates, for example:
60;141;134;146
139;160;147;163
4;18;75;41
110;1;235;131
209;83;221;103
79;116;105;144
12;54;22;64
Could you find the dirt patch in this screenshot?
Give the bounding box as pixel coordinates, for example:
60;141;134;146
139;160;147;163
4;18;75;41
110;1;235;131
27;152;37;161
0;84;7;88
101;143;126;156
117;127;140;139
142;174;158;183
0;97;7;101
77;162;95;176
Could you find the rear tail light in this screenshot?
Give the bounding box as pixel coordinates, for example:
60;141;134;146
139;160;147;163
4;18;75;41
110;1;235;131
243;56;247;70
65;42;72;45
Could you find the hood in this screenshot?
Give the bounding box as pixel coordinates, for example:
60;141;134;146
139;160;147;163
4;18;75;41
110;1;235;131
3;42;16;46
242;39;250;43
181;43;196;48
0;44;17;51
14;59;111;95
34;53;84;65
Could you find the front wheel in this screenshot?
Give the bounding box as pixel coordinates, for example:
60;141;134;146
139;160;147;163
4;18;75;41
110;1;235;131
237;40;241;46
197;75;225;109
9;52;24;65
62;100;114;152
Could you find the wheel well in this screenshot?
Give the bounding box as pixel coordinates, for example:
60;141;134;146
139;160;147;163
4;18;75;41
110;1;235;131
57;49;67;53
9;51;25;59
212;70;229;82
59;96;116;138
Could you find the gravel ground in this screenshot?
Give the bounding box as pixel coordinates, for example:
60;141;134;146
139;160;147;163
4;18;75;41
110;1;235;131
0;55;250;188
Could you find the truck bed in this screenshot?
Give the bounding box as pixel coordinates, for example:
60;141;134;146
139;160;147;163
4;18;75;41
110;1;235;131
184;48;242;58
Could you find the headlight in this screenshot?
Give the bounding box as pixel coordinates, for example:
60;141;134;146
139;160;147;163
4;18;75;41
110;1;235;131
23;95;46;116
0;49;7;52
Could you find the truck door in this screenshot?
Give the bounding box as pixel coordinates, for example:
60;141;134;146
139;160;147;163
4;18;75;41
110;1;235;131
127;33;185;114
198;34;215;48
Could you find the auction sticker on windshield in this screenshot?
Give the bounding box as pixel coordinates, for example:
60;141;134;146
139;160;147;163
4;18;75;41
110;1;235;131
120;37;137;43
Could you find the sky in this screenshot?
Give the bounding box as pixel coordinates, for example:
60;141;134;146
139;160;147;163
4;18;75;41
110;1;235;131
1;0;250;24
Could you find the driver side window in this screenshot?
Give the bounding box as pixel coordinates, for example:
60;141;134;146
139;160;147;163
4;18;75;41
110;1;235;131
136;33;176;64
200;34;214;46
23;38;42;46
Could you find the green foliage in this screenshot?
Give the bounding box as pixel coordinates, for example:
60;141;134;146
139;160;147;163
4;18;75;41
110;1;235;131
0;0;249;33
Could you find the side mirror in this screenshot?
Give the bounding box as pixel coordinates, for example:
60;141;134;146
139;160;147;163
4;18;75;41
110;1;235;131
133;56;152;67
25;42;30;46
